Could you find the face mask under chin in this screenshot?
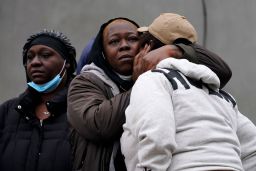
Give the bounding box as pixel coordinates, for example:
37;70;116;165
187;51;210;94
27;60;66;93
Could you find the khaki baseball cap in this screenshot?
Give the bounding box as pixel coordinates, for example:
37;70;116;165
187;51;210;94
138;13;198;44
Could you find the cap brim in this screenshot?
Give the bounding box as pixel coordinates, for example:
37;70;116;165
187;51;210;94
137;26;149;32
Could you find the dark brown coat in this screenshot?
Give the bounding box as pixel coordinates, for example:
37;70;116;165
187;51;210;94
68;71;130;171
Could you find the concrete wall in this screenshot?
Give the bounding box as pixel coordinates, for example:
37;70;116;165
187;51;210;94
1;0;255;123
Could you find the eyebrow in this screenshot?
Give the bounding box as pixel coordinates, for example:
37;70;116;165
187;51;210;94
108;31;138;37
28;47;53;53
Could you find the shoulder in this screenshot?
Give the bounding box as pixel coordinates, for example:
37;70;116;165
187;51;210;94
1;96;20;109
0;96;20;122
70;72;106;89
68;71;114;101
136;70;168;85
133;70;174;95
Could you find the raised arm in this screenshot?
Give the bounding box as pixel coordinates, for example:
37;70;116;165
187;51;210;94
177;43;232;88
67;73;130;143
133;43;232;88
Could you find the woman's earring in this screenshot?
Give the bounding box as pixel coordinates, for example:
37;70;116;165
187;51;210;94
102;52;106;59
65;63;70;69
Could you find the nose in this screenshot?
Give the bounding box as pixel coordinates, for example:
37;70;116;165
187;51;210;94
119;40;130;51
28;55;42;66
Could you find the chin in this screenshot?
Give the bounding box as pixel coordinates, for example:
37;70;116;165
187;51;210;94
121;63;133;70
120;70;132;76
31;79;46;84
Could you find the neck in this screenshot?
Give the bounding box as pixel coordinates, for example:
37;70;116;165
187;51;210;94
115;72;132;81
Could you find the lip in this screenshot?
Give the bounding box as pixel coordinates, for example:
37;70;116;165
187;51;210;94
30;70;44;77
119;54;133;62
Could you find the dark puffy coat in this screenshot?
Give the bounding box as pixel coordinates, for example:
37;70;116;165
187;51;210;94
0;86;72;171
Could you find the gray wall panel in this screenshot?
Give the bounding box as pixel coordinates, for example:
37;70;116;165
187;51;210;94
0;0;255;123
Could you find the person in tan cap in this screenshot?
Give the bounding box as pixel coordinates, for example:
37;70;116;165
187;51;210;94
67;15;233;171
132;13;231;89
121;13;256;171
137;13;197;45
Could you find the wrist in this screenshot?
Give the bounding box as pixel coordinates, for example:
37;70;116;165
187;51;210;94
175;43;198;63
167;45;183;58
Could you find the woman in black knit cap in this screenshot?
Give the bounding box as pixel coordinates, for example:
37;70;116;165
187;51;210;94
0;29;76;171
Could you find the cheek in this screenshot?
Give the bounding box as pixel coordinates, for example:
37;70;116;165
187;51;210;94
106;56;119;68
105;48;118;64
25;65;33;77
105;46;117;58
49;63;63;76
130;43;140;54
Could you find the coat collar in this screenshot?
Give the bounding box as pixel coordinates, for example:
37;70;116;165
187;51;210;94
15;85;68;120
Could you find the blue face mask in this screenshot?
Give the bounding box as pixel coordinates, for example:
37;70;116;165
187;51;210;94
27;60;66;93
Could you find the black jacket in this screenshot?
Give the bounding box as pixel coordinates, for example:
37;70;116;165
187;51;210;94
0;86;72;171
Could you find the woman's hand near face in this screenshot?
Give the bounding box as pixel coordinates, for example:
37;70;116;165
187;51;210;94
132;44;151;81
132;44;183;81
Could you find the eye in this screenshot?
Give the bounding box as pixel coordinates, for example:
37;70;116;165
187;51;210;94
40;52;51;59
109;39;120;46
26;53;34;62
39;50;53;60
128;36;139;43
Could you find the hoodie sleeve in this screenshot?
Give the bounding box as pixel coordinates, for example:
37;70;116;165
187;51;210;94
126;71;177;171
237;112;256;171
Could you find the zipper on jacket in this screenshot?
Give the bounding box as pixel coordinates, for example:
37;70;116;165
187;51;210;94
38;119;44;156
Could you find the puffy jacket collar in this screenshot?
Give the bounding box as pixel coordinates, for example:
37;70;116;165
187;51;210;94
15;86;68;120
